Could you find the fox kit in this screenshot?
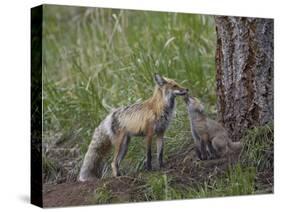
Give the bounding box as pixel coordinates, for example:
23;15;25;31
79;74;188;181
184;96;242;160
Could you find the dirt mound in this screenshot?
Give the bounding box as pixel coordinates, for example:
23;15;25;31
43;180;98;207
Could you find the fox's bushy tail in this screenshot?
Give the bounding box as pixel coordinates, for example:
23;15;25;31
78;124;112;181
228;141;242;153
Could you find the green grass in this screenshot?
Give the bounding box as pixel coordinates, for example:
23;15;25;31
42;5;216;178
186;165;256;198
43;155;59;182
144;173;178;201
240;123;274;171
92;184;113;204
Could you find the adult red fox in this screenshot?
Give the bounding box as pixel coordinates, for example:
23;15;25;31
184;96;242;160
79;74;188;181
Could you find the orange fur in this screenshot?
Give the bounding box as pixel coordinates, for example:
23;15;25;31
119;77;186;135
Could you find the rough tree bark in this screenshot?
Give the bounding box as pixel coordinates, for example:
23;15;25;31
215;17;273;142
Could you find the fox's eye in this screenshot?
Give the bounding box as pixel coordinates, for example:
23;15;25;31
173;85;178;88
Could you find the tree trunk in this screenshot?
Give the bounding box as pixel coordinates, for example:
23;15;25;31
215;16;273;142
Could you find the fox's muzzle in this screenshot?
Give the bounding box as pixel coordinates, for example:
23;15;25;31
176;88;188;96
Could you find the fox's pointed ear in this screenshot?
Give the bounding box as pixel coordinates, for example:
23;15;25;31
154;74;166;86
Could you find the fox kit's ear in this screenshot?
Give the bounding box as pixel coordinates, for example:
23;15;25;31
154;74;167;86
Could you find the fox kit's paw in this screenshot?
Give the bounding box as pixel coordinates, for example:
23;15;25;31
195;148;207;160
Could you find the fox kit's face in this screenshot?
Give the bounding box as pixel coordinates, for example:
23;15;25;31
154;74;188;98
187;96;205;113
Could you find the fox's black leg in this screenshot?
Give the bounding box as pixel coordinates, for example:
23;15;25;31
156;134;164;168
145;147;152;170
144;126;153;170
196;148;202;160
200;140;208;160
194;137;204;160
207;141;219;159
199;133;209;160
